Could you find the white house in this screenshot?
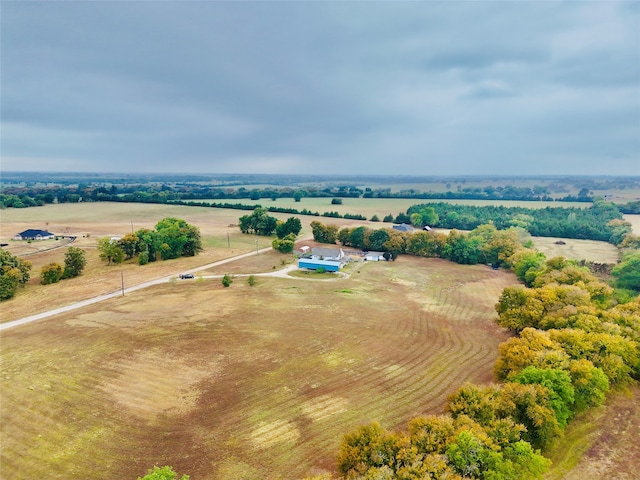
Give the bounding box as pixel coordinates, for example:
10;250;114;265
13;229;55;241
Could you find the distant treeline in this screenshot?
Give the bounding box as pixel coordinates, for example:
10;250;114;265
362;185;589;202
0;182;611;208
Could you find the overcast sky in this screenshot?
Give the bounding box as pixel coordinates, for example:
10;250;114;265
2;1;639;176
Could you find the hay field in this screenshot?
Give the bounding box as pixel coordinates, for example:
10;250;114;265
0;256;516;479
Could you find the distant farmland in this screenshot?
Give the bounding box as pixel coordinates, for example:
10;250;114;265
199;196;589;220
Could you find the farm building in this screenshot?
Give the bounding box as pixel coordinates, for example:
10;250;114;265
298;247;347;272
392;223;415;232
13;229;55;241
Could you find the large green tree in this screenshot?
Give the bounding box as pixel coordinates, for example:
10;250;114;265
155;217;203;258
97;237;125;265
275;217;302;239
511;366;575;429
63;246;87;278
310;221;338;244
40;262;64;285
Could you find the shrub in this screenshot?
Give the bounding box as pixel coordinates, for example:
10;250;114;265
222;274;232;287
40;263;64;285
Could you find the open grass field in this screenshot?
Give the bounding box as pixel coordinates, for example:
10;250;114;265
1;255;516;479
531;237;619;264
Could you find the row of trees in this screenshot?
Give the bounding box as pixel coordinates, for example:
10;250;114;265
310;220;527;266
310;219;639;293
97;217;202;266
16;181;639;209
193;198;633;244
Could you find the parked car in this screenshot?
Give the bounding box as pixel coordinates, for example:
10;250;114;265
179;273;195;279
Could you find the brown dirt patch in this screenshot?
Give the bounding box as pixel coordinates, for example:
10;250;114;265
100;349;223;421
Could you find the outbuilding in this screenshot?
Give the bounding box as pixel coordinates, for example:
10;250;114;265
392;223;415;232
298;247;347;272
13;229;55;241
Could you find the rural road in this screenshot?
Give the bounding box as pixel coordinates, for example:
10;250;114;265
1;246;277;332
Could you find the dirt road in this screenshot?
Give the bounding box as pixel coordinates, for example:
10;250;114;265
0;246;274;331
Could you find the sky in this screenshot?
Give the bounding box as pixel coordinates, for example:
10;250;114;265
2;1;639;176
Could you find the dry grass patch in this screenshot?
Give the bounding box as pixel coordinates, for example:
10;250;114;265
532;236;619;263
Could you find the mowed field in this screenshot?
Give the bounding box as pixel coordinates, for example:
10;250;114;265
1;253;515;479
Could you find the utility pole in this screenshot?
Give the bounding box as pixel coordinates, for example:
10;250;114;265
121;272;125;296
256;239;259;255
227;232;230;248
